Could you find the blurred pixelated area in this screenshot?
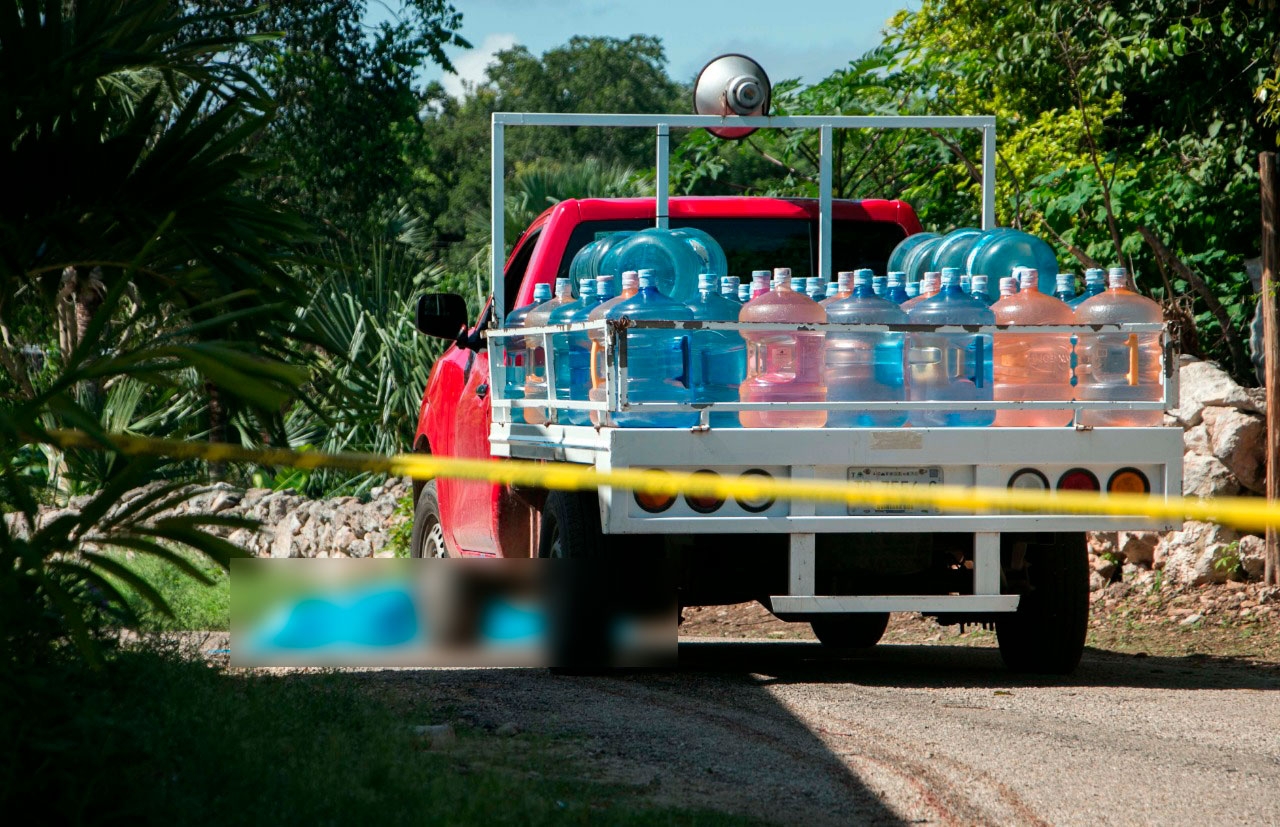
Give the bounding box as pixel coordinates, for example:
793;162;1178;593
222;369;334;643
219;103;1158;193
231;559;676;669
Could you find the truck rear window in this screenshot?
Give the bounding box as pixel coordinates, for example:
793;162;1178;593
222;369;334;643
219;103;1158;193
555;218;908;282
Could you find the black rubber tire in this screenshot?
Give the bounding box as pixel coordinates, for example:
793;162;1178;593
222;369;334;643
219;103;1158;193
996;533;1089;674
409;480;448;558
540;490;609;672
810;612;890;649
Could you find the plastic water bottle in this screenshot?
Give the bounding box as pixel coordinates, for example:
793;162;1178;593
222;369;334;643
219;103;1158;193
906;269;995;427
825;271;908;427
871;275;887;297
998;277;1017;298
822;271;853;306
1068;268;1106;308
673;227;728;279
739;268;828;427
901;271;940;313
749;270;771;299
604;269;696;427
569;240;602;285
884;272;909;305
687;273;746;427
547;279;604;425
807;278;826;302
588;271;640;425
501;283;552;401
930;227;984;273
1074;267;1164;426
959;273;972;295
720;276;741;302
598;228;707;303
904;281;920;299
888;231;940;275
1054;273;1077;303
965;228;1059;294
737;283;751;303
522;278;575;424
824;281;839;300
991;268;1074;426
969;274;993;306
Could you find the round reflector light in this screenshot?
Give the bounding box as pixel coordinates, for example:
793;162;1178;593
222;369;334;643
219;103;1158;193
1008;468;1050;490
1108;468;1150;495
1058;468;1100;492
735;469;776;513
684;470;725;513
634;471;676;513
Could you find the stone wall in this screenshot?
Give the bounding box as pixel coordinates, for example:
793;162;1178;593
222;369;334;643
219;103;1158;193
1088;356;1268;590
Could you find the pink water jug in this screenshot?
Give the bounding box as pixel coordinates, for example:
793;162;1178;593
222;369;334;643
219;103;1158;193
1073;268;1164;426
738;268;828;427
991;268;1075;426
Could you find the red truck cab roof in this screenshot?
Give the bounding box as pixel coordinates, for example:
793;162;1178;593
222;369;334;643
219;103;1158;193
507;197;922;311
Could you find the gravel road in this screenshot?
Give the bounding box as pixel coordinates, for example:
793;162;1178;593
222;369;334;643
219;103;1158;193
362;639;1280;826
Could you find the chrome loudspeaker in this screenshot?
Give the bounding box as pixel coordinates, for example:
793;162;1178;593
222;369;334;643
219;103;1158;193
692;53;771;139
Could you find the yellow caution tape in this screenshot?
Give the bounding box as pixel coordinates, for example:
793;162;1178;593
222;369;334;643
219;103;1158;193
39;428;1280;532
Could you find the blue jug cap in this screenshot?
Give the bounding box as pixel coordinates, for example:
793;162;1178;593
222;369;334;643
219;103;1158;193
886;273;903;287
940;266;960;281
637;269;656;288
853;271;872;288
1055;273;1074;289
698;272;717;290
533;283;552;301
1085;268;1105;281
1019;268;1039;290
970;274;988;291
579;278;595;296
554;277;573;297
720;276;737;291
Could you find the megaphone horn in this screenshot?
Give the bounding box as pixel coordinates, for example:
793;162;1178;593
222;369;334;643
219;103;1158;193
693;54;771;140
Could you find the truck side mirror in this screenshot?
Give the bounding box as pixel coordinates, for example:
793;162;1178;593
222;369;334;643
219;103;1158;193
415;293;469;341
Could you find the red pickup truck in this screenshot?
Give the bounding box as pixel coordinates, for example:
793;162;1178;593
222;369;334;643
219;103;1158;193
409;195;920;567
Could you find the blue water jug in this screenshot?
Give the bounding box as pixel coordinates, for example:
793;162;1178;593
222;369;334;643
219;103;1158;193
501;282;552;400
969;274;994;306
548;278;603;425
825;272;909;427
606;269;696;427
599;228;715;304
888;232;940;276
737;283;751;302
568;240;602;287
884;271;909;304
1068;268;1106;308
686;273;746;427
871;275;887;298
1054;273;1077;303
585;231;635;279
930;227;984;272
907;270;995;426
966;228;1059;295
720;276;740;302
673;227;728;279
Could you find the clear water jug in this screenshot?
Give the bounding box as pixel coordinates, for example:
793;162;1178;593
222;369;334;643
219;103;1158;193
522;278;575;424
605;269;696;428
548;278;603;426
673;227;728;279
884;272;909;305
720;276;740;302
825;272;908;427
907;270;995;426
931;227;984;272
588;271;639;426
991;268;1074;426
1074;268;1164;426
737;283;751;302
501;282;552;401
969;274;993;306
1054;273;1077;303
739;268;827;427
687;273;746;427
901;271;941;313
821;271;853;306
871;275;887;297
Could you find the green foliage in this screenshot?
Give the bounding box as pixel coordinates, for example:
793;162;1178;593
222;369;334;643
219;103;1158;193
384;492;415;559
105;547;231;631
0;0;318;664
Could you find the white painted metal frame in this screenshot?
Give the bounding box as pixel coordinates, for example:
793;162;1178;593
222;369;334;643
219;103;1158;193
490;112;997;324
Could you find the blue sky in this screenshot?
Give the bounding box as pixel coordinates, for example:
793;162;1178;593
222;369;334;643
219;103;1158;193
409;0;913;96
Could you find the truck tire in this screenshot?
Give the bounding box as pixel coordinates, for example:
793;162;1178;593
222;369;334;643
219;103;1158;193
410;480;448;558
996;532;1089;674
538;489;602;559
810;613;890;649
539;490;608;672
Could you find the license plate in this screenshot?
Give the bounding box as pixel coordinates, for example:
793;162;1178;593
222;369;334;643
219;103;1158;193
847;466;942;515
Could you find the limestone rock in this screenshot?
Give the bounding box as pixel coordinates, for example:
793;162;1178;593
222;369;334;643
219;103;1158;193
1170;359;1260;426
1201;406;1266;494
1182;423;1211;456
1116;531;1160;567
1182;453;1242;499
1157;520;1243;586
1238;534;1267;581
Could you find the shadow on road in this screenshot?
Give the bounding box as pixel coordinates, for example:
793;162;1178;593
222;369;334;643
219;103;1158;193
676;639;1280;691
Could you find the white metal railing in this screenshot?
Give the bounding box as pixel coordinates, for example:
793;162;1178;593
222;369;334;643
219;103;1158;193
489;112;998;325
483;320;1176;429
